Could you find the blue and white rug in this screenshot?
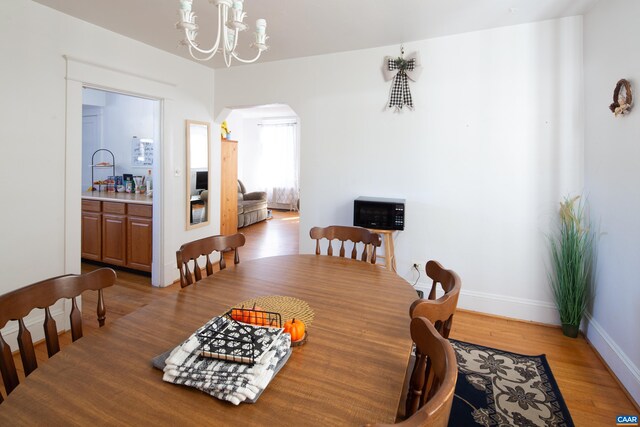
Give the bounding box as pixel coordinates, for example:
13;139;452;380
449;340;574;427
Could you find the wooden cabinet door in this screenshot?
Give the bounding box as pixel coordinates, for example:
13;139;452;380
81;212;102;261
102;214;126;266
127;216;152;272
220;139;238;235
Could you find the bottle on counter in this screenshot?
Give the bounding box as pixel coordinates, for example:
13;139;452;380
133;176;143;194
146;169;153;195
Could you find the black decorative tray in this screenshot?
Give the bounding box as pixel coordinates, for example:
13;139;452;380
195;308;283;365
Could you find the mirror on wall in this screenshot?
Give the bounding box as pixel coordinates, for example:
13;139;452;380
186;120;211;229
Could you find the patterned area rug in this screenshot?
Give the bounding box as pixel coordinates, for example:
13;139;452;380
449;340;574;427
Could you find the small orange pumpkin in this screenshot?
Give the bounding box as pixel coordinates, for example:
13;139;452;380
284;318;306;342
231;304;265;325
248;304;267;325
230;306;245;322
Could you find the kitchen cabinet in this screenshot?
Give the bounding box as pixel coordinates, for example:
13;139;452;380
81;197;152;272
102;202;126;266
102;214;127;266
126;204;152;272
81;200;102;261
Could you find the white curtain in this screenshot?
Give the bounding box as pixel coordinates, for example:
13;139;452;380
259;120;299;210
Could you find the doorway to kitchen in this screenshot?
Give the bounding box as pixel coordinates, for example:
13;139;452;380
80;87;161;285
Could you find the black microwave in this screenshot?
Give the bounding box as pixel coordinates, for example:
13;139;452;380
353;196;405;231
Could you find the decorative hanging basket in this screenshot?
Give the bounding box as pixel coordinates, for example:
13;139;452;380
609;79;632;117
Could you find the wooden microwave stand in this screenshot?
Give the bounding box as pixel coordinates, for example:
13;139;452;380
81;195;152;272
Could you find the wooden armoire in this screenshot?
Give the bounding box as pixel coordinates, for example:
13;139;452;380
220;138;238;235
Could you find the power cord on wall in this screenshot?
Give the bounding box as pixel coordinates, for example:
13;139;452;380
412;263;424;298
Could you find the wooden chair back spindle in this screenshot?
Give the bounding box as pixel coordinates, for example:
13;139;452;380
0;268;116;401
309;225;381;265
43;307;59;357
176;233;246;288
404;317;457;425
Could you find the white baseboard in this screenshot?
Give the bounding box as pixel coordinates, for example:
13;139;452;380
457;289;560;324
161;261;180;287
413;281;560;324
584;313;640;406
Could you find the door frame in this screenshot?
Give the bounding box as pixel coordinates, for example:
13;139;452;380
64;56;172;286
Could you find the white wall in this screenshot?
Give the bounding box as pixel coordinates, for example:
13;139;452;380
215;17;584;324
237;117;262;191
225;110;250;186
100;91;160;179
584;0;640;405
0;0;216;342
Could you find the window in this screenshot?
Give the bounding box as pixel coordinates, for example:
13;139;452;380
259;120;299;210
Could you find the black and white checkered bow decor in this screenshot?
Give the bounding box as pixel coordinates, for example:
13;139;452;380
383;52;423;111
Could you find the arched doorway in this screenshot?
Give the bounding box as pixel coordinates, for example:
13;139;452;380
216;104;301;240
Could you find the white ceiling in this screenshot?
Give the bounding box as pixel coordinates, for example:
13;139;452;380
34;0;600;69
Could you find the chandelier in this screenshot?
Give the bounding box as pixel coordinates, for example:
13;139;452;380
176;0;269;67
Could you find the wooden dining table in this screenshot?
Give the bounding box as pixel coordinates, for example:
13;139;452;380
0;255;418;426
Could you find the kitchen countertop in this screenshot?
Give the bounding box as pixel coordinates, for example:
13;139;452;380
82;191;153;205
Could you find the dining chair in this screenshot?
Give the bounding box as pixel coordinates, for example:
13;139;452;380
0;268;116;402
395;261;461;420
309;225;381;264
176;233;246;288
409;260;461;339
365;317;458;426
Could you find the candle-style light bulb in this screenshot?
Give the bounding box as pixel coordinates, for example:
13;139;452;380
256;18;267;35
233;0;243;12
179;0;192;12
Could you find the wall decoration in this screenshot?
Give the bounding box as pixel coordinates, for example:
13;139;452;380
132;136;154;167
383;46;422;111
609;79;633;117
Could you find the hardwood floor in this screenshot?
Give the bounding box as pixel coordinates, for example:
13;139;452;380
451;310;638;425
7;209;638;423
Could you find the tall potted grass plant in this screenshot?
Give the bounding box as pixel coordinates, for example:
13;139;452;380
549;196;594;338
